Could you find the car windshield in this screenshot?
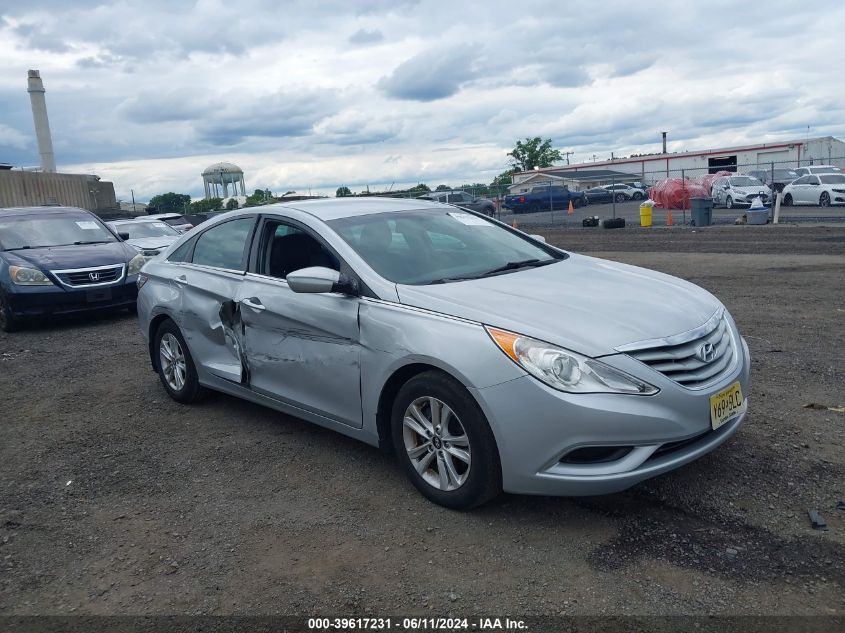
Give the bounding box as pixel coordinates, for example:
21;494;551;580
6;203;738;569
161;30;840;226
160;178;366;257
328;209;562;285
730;177;762;187
114;221;180;238
0;213;117;250
820;174;845;184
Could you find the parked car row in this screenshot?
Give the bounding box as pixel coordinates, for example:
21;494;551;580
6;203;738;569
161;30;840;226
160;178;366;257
710;165;843;208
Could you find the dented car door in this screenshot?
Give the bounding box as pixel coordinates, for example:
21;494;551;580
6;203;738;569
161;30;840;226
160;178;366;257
177;216;257;384
237;274;363;428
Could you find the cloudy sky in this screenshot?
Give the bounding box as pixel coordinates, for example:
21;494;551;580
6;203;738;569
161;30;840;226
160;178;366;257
1;0;844;201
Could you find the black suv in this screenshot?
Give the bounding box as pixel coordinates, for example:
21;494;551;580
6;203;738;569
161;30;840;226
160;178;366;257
0;206;145;332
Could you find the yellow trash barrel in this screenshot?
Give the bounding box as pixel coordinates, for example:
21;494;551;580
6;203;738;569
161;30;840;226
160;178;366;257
639;202;653;227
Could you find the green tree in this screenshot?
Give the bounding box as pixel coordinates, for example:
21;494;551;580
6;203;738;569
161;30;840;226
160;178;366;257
244;188;272;207
336;186;352;197
148;192;191;214
435;184;451;191
408;183;430;193
225;198;239;210
507;137;562;172
189;197;223;213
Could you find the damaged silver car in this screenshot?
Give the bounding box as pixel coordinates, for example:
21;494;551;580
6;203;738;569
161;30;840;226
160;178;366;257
136;198;750;509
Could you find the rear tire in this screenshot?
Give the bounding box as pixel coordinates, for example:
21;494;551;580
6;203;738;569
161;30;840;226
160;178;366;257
528;203;541;214
0;291;21;333
391;371;501;509
154;319;207;404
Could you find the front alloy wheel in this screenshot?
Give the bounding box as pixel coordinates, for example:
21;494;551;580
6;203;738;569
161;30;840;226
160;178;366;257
820;192;831;207
403;397;471;492
391;371;501;509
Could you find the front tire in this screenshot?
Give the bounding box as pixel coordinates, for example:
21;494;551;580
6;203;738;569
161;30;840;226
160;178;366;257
154;319;207;404
391;371;501;509
820;192;831;207
726;196;734;209
783;193;793;206
615;193;626;202
633;191;643;200
0;291;21;333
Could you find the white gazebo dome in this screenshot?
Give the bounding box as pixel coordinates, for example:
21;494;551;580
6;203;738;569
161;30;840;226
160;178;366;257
202;161;246;199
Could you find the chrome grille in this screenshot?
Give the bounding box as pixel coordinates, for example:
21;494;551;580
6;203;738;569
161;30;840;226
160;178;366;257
52;265;124;287
621;312;735;389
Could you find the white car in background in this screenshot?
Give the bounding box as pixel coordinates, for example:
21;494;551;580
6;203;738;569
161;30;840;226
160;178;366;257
710;175;772;208
781;173;845;207
602;184;646;201
794;165;842;177
108;219;182;257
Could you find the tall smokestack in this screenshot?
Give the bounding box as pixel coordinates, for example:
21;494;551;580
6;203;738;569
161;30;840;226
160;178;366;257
661;131;667;155
27;70;56;173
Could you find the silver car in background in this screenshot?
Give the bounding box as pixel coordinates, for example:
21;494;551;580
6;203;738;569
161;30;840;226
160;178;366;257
107;218;182;258
136;198;750;509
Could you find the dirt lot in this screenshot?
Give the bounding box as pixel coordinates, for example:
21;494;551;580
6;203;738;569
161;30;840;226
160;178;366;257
1;224;843;617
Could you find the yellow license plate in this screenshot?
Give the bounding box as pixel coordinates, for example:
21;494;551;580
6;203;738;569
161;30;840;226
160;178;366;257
710;381;744;430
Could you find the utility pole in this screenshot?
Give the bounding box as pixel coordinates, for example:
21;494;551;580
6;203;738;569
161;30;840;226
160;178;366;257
562;151;574;165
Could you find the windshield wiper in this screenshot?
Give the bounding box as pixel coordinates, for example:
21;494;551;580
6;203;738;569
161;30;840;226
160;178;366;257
426;259;557;285
477;258;556;277
73;240;112;245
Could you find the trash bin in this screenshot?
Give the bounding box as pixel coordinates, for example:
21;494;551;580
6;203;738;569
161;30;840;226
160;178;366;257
639;200;654;227
747;207;769;225
690;197;713;226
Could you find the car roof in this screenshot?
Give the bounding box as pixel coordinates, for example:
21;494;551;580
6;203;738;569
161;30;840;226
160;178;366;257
145;212;185;219
240;196;451;221
0;205;95;218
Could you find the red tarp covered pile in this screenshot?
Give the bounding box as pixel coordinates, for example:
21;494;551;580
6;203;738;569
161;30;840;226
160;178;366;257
648;171;732;209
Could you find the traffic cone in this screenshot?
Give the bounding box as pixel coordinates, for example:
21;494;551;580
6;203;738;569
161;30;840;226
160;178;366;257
567;200;574;215
666;209;673;226
512;220;518;229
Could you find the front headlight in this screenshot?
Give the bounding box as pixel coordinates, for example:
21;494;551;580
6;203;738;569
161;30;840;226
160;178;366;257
9;265;54;286
127;253;146;276
486;326;658;395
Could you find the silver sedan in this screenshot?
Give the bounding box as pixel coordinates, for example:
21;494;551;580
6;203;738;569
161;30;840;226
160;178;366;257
136;198;750;509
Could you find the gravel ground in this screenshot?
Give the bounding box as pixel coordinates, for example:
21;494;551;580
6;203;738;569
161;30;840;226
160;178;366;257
0;224;843;617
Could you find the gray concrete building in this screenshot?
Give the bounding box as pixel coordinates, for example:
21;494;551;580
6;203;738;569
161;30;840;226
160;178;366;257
0;169;118;214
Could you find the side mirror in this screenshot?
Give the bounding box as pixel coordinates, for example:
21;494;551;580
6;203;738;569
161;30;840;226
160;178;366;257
529;234;547;243
287;266;357;295
118;232;130;240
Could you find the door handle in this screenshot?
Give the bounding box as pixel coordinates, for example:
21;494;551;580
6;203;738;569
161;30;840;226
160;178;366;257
241;297;266;311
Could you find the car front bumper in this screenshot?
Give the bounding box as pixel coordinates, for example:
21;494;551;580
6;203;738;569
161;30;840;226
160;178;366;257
5;279;138;318
470;337;751;496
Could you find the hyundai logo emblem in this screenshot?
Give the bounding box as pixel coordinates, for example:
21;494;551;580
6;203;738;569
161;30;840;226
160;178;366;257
88;272;101;281
696;342;716;363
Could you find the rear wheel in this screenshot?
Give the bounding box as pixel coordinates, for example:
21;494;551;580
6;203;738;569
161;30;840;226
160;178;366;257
391;371;501;509
783;193;793;206
528;203;541;214
820;192;831;207
154;320;207;404
0;291;21;333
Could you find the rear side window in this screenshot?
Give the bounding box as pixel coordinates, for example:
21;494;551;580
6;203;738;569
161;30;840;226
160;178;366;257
191;218;254;270
167;239;195;263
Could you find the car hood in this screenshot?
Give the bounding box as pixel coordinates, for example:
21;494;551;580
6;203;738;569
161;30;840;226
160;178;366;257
127;236;179;251
395;253;722;357
732;185;771;194
3;241;135;271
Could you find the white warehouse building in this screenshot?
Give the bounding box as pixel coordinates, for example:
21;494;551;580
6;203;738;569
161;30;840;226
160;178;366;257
513;136;845;188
